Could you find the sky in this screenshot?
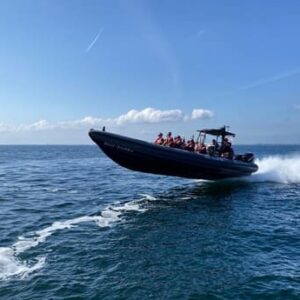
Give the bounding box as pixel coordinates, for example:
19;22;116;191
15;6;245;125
0;0;300;144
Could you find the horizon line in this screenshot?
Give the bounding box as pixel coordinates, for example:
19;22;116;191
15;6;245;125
0;143;300;146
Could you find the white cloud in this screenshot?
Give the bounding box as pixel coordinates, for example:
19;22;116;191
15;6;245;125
0;120;53;132
58;116;105;129
0;123;16;132
21;120;53;131
115;108;184;125
0;107;214;133
191;109;214;120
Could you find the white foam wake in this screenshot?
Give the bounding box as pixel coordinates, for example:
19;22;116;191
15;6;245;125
251;154;300;183
0;194;155;281
0;248;45;281
13;209;122;255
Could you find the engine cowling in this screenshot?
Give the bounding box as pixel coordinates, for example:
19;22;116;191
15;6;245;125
235;153;255;163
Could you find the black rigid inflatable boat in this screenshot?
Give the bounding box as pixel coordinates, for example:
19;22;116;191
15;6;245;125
89;127;258;180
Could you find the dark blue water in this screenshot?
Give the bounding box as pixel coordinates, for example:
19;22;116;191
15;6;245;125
0;145;299;299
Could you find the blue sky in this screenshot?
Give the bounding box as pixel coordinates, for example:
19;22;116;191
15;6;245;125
0;0;300;144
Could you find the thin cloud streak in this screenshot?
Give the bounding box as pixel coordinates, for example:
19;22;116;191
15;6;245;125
217;67;300;97
85;28;104;53
237;68;300;91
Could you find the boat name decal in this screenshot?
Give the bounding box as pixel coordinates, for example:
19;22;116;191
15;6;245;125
104;142;133;153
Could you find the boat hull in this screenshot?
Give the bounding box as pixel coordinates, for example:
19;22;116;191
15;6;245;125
89;130;258;180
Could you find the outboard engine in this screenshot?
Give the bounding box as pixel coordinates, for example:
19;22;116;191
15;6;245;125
242;153;255;163
234;153;255;163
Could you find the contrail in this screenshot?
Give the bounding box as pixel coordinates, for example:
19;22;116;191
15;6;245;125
216;67;300;97
86;28;104;53
237;68;300;91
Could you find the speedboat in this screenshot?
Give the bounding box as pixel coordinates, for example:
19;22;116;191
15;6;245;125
89;126;258;180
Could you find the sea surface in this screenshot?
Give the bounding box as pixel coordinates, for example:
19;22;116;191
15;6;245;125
0;145;299;299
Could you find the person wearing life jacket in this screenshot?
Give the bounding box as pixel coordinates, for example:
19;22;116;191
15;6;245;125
194;142;200;152
164;132;174;147
174;135;183;148
185;138;195;152
207;139;219;156
220;137;234;159
154;133;164;145
196;142;207;154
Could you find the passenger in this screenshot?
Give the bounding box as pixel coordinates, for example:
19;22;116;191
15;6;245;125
174;135;183;148
207;139;219;156
181;137;186;148
194;142;201;152
194;142;205;153
164;132;174;147
172;136;178;148
220;138;234;159
199;142;207;154
220;138;226;152
185;138;195;152
190;139;195;151
154;133;164;145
